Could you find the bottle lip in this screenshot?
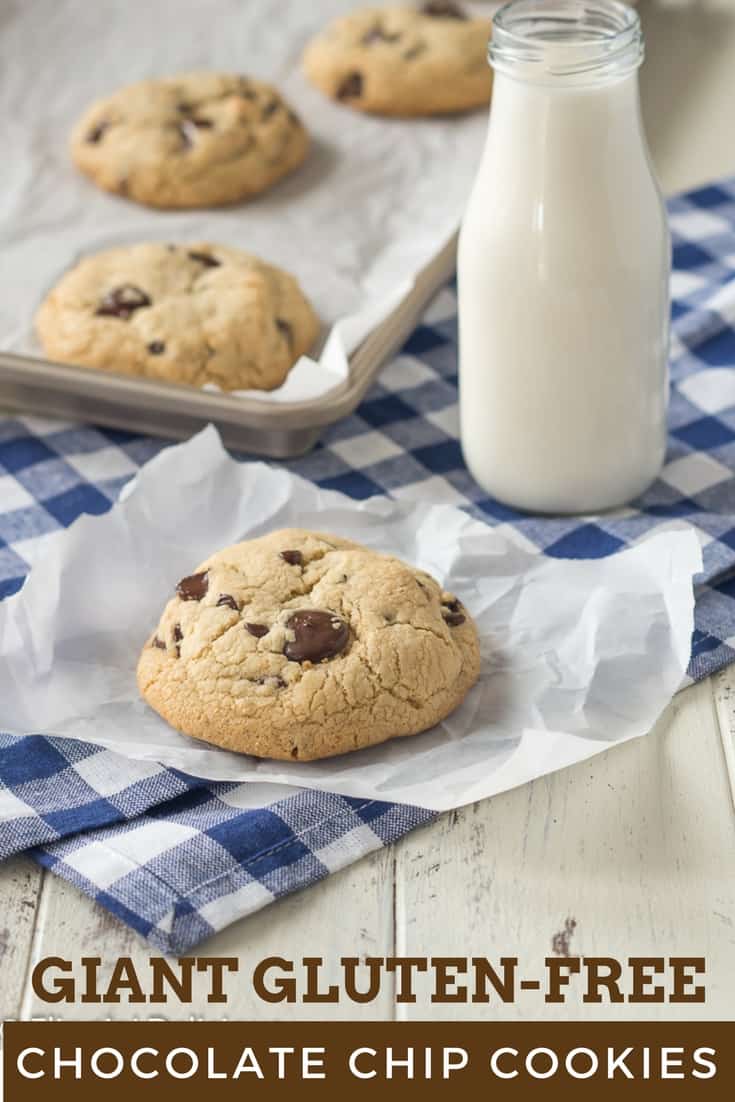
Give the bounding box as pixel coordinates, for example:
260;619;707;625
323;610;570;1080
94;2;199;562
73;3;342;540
489;0;643;84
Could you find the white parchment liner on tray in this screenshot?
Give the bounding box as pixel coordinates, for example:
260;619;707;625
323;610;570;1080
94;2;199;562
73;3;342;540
0;0;493;404
0;428;701;812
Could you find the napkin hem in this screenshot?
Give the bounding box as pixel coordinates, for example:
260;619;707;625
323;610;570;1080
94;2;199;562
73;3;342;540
33;797;436;954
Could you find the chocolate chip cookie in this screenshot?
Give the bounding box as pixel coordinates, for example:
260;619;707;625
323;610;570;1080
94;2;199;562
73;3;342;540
71;72;309;208
303;2;492;117
137;529;481;761
36;243;320;391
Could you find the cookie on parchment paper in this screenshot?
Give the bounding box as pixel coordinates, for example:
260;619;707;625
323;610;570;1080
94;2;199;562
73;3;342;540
303;2;492;117
137;529;481;761
71;72;309;208
36;242;320;392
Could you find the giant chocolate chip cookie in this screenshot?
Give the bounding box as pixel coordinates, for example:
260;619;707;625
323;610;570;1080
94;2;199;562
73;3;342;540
71;72;309;208
303;3;492;117
137;529;481;760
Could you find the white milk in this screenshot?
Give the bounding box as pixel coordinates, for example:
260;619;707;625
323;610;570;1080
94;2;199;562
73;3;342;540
458;0;670;514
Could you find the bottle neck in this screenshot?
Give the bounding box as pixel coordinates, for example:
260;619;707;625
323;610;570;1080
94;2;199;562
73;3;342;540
490;0;643;89
491;63;641;116
485;67;647;178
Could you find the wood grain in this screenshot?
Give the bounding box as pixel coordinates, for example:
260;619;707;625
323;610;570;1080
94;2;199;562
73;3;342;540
712;667;735;811
16;678;735;1023
21;848;395;1021
0;858;43;1020
394;680;735;1020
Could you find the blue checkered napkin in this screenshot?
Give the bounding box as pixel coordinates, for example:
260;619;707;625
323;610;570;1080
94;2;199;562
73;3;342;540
0;735;206;860
0;733;432;952
3;176;735;950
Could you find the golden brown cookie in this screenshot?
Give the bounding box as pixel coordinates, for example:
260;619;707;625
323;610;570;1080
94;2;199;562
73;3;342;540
137;529;481;761
303;2;492;117
36;242;320;391
71;72;309;208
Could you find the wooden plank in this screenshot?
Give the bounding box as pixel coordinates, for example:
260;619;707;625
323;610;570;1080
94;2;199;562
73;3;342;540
9;675;735;1022
0;858;43;1020
205;846;395;1019
21;846;394;1021
394;679;735;1019
712;667;735;811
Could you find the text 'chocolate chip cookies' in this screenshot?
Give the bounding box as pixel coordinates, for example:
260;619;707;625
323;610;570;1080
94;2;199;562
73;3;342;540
137;529;481;761
36;242;320;391
303;2;492;117
71;72;309;208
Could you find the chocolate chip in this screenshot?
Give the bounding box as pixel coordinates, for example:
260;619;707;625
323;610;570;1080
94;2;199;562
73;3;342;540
280;549;303;566
95;284;151;320
188;251;221;268
362;23;402;45
337;72;363;100
216;594;239;611
284;609;349;664
173;623;183;656
148;340;165;355
151;636;166;650
422;0;467;18
245;622;269;638
176;571;209;601
87;121;109;143
276;318;293;348
442;598;465;627
255;675;286;688
261;98;280;120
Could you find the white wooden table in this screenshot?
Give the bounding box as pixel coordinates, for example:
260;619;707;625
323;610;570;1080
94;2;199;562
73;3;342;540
3;0;735;1022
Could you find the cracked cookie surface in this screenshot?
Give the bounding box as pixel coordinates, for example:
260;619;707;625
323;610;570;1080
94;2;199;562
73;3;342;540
71;72;309;208
36;242;320;391
137;528;481;761
303;2;492;117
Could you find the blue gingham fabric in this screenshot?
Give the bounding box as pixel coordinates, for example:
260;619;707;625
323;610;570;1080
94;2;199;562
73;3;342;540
3;176;735;951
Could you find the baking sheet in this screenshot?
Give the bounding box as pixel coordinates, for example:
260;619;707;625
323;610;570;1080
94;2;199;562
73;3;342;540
0;428;701;812
0;0;492;404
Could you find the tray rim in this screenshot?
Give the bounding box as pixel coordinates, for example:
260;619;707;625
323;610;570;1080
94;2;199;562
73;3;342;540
0;234;458;451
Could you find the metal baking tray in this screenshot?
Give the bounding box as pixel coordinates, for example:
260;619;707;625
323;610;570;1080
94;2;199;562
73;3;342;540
0;235;456;458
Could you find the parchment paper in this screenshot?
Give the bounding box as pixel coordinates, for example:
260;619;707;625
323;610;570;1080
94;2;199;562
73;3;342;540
0;428;702;812
0;0;493;403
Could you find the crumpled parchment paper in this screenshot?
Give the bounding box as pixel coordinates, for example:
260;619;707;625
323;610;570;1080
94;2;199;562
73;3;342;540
0;427;702;811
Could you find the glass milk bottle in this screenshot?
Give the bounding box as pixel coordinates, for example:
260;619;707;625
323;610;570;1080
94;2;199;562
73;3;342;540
458;0;670;514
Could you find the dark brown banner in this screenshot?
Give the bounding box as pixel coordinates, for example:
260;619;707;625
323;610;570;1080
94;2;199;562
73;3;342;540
3;1021;733;1099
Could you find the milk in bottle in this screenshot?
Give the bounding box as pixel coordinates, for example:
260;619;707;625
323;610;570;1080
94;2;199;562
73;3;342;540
458;0;670;513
